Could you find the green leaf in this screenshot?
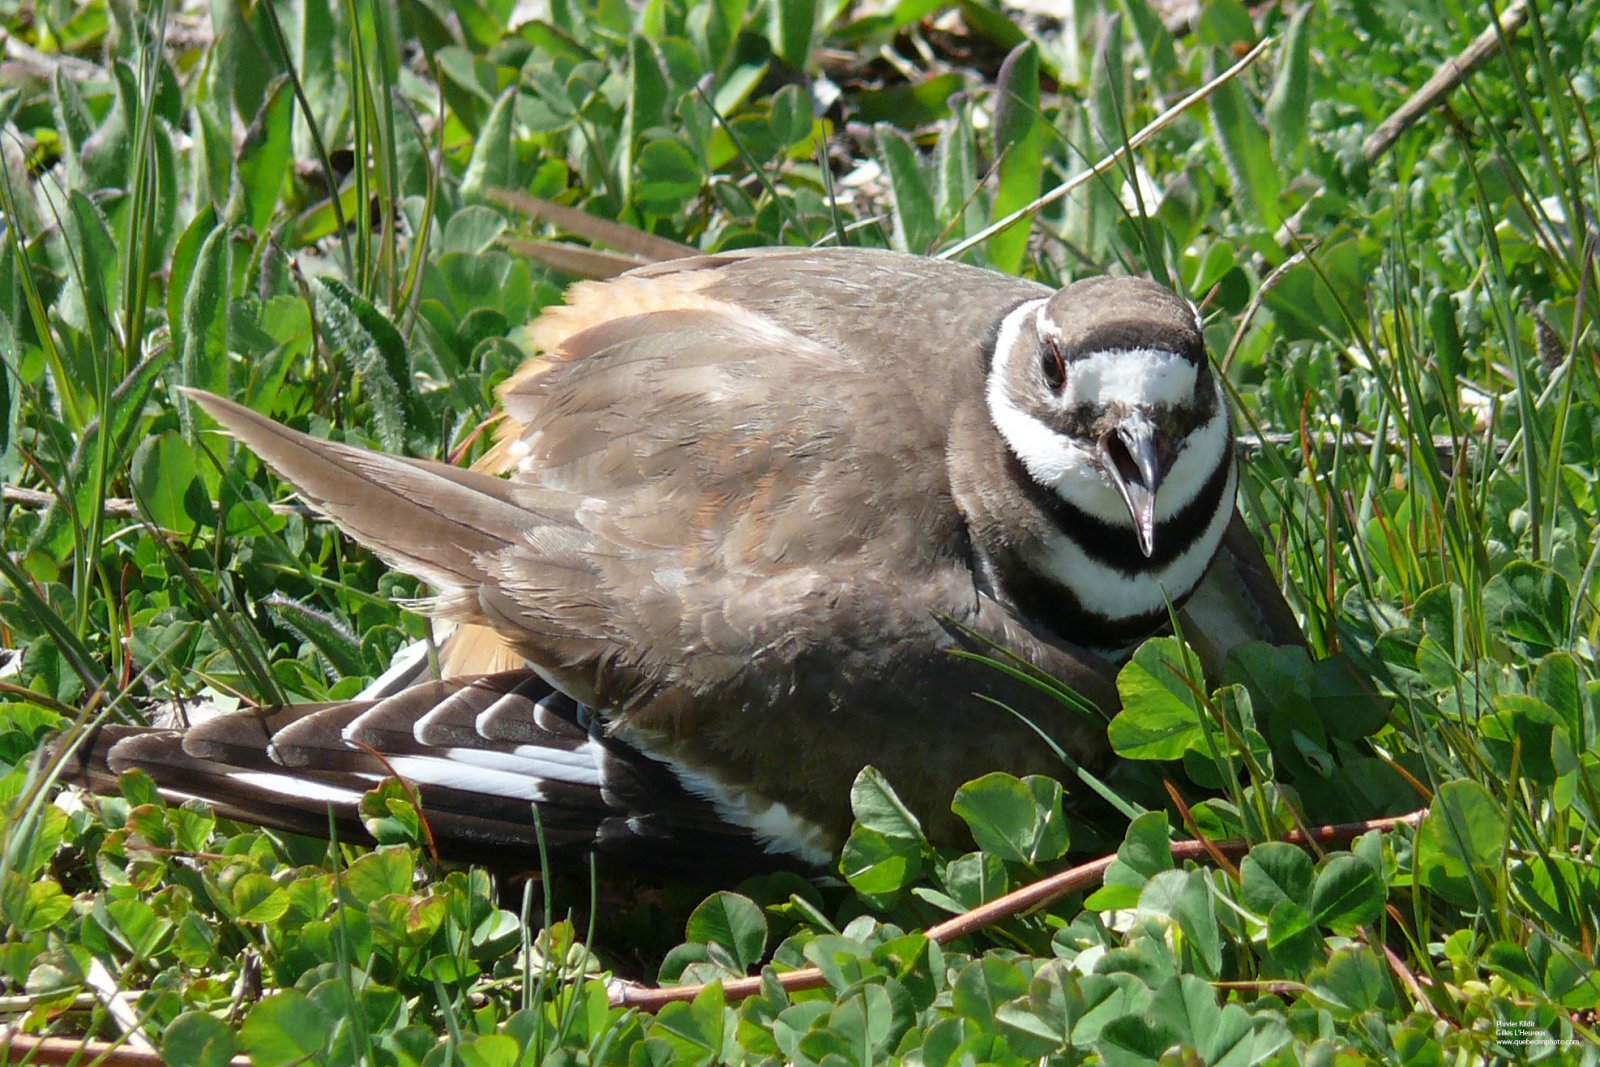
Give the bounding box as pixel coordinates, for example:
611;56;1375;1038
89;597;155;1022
2;877;73;935
1205;49;1280;229
314;277;413;450
177;219;232;396
131;432;207;535
769;84;811;147
343;849;415;906
1088;13;1128;149
461;86;517;204
1482;695;1562;785
1310;854;1384;933
770;0;818;69
952;956;1028;1025
799;984;898;1066
951;771;1037;863
841;826;926;896
849;765;927;842
1484;561;1572;656
1307;946;1392;1018
686;892;767;972
239;991;332;1067
231;873;291;925
456;1033;521;1067
1109;637;1204;760
1140;869;1222;977
950;771;1068;864
652;982;725;1066
235;76;294;234
988;40;1044;274
359;778;422;845
1117;0;1177;84
162;1011;238;1067
1085;811;1172;910
1239;841;1314;915
1264;899;1319;975
636;137;704;213
1264;3;1315;169
934;98;980;239
876;125;939;255
1416;779;1508;903
263;594;365;678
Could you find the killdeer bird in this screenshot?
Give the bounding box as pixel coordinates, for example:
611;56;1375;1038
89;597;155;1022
65;247;1302;878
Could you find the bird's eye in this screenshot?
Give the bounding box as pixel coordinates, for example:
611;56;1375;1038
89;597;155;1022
1040;338;1066;391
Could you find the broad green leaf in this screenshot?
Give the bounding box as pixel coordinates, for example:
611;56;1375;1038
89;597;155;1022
130;432;207;535
342;848;415;906
442;206;508;255
1205;49;1280;229
950;771;1068;864
231;873;291;925
236;76;294;234
461;86;517;204
770;0;818;69
1085;811;1172;910
1109;637;1204;760
1307;946;1392;1018
652;982;726;1066
988;41;1044;273
1482;694;1562;785
769;84;811;147
1239;841;1314;915
1417;779;1507;885
849;765;926;841
1140;869;1222;977
455;1034;520;1067
162;1011;237;1067
951;771;1038;863
1264;899;1319;975
1484;561;1572;656
952;956;1028;1025
1310;854;1384;933
876;125;939;255
177;219;232;396
1265;3;1315;169
686;892;767;972
636;137;704;213
841;826;926;896
2;877;73;935
239;991;332;1067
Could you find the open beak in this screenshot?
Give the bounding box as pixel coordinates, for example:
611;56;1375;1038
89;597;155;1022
1100;419;1164;558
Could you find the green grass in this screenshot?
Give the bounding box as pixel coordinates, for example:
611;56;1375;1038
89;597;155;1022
2;0;1599;1063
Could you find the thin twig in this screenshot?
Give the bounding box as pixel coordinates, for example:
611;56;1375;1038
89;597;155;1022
608;808;1429;1011
1361;1;1530;164
1233;431;1505;461
0;1028;255;1067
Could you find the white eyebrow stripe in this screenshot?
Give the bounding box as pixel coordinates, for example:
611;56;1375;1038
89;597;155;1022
1062;347;1198;408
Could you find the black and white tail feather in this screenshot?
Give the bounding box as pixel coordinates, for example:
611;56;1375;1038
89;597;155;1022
66;670;791;881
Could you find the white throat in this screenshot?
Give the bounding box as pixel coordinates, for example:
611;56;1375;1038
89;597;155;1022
981;298;1236;646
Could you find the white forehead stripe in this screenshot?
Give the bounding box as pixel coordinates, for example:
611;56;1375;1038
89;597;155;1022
1061;347;1198;408
987;299;1069;485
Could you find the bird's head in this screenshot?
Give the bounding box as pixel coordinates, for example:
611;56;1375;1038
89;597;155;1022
985;276;1230;559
